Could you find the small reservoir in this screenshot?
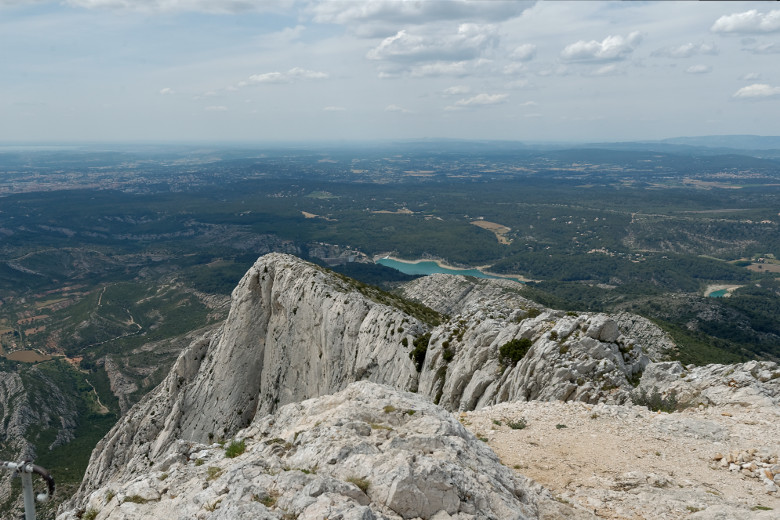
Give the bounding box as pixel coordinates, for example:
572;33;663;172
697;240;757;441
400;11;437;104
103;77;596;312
376;257;523;283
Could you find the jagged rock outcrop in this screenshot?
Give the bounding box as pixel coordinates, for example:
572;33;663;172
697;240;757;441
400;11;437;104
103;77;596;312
637;360;780;409
55;253;780;518
65;254;426;502
58;382;559;520
61;254;672;512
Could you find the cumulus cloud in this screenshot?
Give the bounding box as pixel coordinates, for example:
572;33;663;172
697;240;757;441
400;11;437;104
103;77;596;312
561;31;642;62
367;24;498;63
446;93;508;110
712;9;780;34
502;63;525;75
245;67;328;85
509;43;536;61
310;0;530;32
733;83;780;99
652;42;717;58
442;85;471;96
409;61;470;78
587;64;622;76
385;104;411;113
742;42;780;54
686;64;712;74
65;0;290;14
159;87;175;95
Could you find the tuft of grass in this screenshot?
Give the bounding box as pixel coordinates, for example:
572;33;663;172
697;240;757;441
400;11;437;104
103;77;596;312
507;418;527;430
346;476;370;494
207;466;223;481
123;495;149;504
555;424;567;429
83;509;99;520
405;409;416;415
225;439;246;458
383;405;396;413
492;419;502;426
194;458;204;466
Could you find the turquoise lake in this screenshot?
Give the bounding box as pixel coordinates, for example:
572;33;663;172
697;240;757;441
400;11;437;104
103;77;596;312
708;289;728;298
376;258;523;283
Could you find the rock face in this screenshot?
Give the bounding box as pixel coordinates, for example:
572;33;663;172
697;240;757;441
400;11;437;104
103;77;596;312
0;367;79;509
65;254;425;503
637;360;780;409
61;254;683;509
58;382;546;520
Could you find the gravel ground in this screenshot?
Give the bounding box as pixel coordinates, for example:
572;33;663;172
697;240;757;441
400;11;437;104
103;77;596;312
462;400;779;519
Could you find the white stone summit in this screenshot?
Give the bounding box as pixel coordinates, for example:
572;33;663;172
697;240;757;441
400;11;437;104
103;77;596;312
55;253;780;519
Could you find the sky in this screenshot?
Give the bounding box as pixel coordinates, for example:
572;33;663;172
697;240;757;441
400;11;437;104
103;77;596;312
2;0;780;143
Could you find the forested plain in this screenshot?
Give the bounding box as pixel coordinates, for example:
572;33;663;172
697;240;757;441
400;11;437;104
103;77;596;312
1;141;779;511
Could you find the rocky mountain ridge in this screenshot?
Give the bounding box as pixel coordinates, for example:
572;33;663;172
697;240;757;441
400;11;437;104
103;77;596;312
55;253;780;519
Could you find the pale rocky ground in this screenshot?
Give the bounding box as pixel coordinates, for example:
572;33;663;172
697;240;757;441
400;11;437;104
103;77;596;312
463;400;779;519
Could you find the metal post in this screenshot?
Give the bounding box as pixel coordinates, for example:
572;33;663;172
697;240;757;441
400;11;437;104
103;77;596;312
20;467;36;520
1;460;54;520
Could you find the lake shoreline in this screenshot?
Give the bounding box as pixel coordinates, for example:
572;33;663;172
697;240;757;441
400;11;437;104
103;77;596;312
373;254;533;283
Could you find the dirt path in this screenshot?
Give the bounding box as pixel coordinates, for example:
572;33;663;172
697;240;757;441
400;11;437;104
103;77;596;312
85;378;109;414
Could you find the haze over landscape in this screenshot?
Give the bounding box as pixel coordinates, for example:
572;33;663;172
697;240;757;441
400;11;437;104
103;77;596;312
2;0;780;142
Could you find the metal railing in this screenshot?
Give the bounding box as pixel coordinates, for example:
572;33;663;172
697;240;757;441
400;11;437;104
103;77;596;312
1;460;55;520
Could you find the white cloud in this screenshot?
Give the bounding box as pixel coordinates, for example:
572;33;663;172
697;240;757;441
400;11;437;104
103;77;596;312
246;67;328;85
502;63;525;75
686;64;712;74
65;0;291;14
712;9;780;34
509;43;536;61
742;42;780;54
733;83;780;99
204;105;227;111
323;106;346;112
409;61;470;78
446;93;508;110
588;64;621;76
506;79;530;89
367;24;498;63
310;0;530;31
561;31;642;62
159;87;175;95
741;72;761;81
652;42;717;58
443;85;471;96
385;104;411;113
518;101;538;107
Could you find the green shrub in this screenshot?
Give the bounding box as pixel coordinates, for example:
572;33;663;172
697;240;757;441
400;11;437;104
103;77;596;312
499;338;532;367
442;347;454;362
630;387;679;413
408;333;431;372
225;439;246;458
507;418;527;430
83;509;99;520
